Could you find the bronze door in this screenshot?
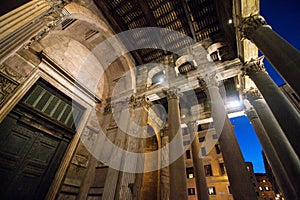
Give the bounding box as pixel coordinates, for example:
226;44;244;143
0;109;70;200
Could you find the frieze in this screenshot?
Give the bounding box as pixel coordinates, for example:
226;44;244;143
24;2;70;49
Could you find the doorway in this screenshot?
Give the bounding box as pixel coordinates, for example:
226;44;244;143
0;80;84;199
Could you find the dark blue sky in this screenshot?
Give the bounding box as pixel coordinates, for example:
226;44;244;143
232;0;300;173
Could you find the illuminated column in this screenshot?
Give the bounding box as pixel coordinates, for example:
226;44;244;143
242;58;300;157
116;95;150;200
187;122;209;200
240;14;300;95
164;89;188;200
160;130;170;200
244;89;300;199
203;74;257;200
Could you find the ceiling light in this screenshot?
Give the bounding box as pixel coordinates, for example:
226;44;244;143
228;19;233;24
227;100;241;109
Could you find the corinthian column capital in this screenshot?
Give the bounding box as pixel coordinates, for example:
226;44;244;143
240;14;270;41
242;56;266;76
129;94;151;109
202;72;219;88
163;88;182;100
243;88;263;104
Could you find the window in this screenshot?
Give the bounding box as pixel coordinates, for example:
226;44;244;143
246;166;251;172
219;163;226;175
208;186;216;195
197;124;202;132
204;164;213;176
199;136;205;142
186;150;191;159
188;188;195;195
227;185;232;194
215;144;221;154
186;167;194;179
265;186;270;191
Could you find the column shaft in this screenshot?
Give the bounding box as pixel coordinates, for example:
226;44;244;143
208;86;257;200
251;26;300;94
241;15;300;94
250;99;300;199
167;95;188;200
116;103;148;200
160;135;170;200
248;70;300;157
188;123;209;200
245;108;297;199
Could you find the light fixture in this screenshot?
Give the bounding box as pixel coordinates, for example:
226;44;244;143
228;19;233;24
226;100;241;109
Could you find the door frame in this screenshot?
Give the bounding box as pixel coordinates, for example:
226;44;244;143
0;55;98;200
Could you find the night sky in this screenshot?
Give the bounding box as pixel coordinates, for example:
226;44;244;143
231;0;300;173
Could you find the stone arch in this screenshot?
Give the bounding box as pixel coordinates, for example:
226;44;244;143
37;2;136;100
146;65;165;87
63;3;136;93
39;34;108;100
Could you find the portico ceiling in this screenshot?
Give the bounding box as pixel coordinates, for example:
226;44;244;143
95;0;237;65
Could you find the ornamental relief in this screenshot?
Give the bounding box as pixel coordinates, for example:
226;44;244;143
0;65;23;83
0;73;19;106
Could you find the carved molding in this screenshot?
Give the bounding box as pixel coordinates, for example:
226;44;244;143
0;73;19;106
243;88;263;104
242;56;266;76
240;14;270;41
24;2;70;49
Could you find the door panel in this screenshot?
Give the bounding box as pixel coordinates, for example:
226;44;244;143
0;111;70;200
0;115;37;193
